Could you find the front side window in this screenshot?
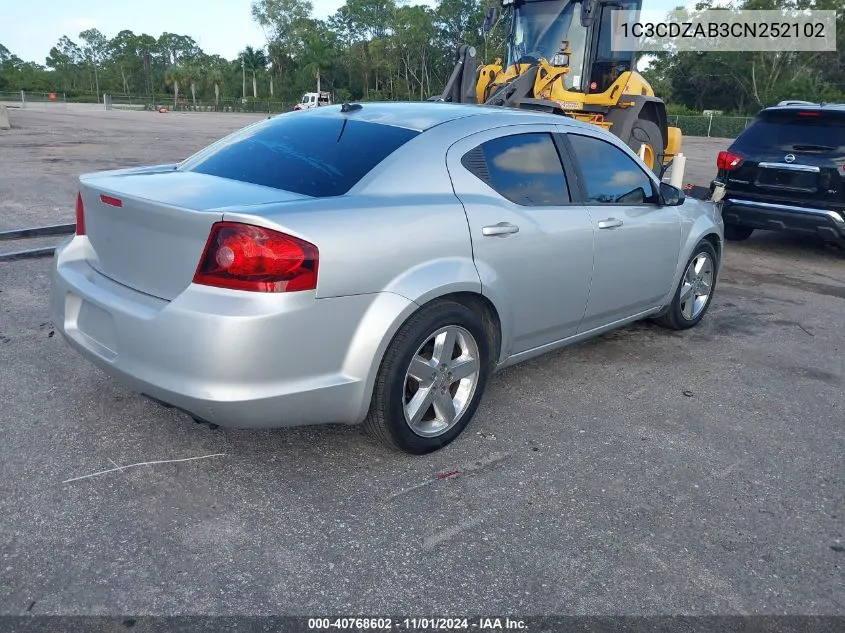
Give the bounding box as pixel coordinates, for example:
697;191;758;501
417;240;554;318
567;133;655;204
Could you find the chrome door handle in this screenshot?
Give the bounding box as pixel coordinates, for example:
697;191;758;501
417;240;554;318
482;222;520;236
598;218;624;229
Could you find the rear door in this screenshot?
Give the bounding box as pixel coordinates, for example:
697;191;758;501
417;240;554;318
725;108;845;209
446;125;595;356
558;129;681;332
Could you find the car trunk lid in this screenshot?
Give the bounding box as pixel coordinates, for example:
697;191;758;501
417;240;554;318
79;168;308;300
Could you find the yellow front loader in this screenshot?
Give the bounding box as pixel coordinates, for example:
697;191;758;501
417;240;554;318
433;0;681;175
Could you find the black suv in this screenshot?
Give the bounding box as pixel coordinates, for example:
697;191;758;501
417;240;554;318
712;103;845;245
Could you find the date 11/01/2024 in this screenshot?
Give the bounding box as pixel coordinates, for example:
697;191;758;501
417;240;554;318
308;617;527;630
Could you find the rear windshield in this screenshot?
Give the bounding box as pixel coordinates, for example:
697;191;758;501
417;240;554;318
179;114;420;197
734;111;845;153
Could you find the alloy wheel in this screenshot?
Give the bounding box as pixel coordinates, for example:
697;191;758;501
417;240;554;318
679;251;714;320
402;325;481;438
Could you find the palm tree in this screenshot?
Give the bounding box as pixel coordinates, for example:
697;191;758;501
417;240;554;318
267;41;285;99
301;31;335;95
203;55;229;109
164;65;186;108
240;46;267;98
207;65;224;109
184;63;202;108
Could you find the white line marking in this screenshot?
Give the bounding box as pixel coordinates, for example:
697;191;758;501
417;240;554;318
62;453;226;484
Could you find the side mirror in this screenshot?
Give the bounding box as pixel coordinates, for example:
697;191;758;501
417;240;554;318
483;7;499;33
659;181;685;206
580;0;598;27
550;53;570;67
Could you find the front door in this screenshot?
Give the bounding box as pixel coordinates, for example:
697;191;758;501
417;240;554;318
446;126;596;357
559;130;682;332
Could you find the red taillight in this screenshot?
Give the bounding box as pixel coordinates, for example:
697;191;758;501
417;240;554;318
716;150;743;171
99;194;122;207
797;111;820;117
193;221;318;293
75;192;85;236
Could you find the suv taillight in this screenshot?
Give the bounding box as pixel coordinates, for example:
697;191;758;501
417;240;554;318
716;151;744;171
193;221;318;293
75;192;86;235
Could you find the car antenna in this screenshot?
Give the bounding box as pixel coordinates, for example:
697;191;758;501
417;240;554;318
341;102;362;113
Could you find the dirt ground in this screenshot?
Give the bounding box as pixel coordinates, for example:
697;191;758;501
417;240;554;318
0;104;842;617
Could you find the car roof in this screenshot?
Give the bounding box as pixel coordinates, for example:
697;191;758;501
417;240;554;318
284;100;592;132
762;102;845;115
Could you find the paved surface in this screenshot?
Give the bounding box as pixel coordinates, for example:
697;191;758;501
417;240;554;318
0;106;843;616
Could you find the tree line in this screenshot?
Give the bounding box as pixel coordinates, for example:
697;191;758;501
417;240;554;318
0;0;842;114
0;0;505;108
648;0;845;113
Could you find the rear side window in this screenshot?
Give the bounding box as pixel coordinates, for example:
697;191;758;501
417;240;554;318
734;111;845;153
179;115;420;197
567;133;656;204
462;132;571;206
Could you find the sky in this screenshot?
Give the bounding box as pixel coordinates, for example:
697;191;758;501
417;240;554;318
2;0;686;66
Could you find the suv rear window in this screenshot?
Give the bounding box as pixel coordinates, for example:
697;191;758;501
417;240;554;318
179;115;420;197
733;110;845;153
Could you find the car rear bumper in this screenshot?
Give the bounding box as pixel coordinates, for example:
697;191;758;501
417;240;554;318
721;197;845;242
50;236;411;428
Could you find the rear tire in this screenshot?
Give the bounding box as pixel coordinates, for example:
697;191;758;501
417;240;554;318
655;240;719;330
724;223;754;241
626;119;664;175
364;300;491;454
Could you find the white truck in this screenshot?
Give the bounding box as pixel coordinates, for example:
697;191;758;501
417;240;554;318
293;92;332;110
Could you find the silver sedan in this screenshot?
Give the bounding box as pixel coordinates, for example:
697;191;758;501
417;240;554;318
50;102;724;454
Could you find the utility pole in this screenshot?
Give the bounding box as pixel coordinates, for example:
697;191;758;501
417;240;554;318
92;53;100;104
242;58;246;100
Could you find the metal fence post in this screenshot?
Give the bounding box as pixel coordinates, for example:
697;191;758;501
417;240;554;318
20;90;25;108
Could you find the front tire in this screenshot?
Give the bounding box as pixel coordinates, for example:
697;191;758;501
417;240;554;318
724;223;754;241
655;240;719;330
364;300;491;454
626;119;664;175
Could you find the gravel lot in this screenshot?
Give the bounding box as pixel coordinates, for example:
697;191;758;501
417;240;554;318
0;105;842;617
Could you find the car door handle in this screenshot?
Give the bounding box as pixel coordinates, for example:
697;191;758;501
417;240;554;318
482;222;520;236
598;218;624;229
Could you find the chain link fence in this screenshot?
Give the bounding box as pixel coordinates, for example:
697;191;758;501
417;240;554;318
669;114;754;138
0;91;68;109
5;90;757;138
105;94;294;114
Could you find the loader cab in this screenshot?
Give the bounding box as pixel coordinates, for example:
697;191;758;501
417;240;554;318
501;0;640;93
584;0;640;93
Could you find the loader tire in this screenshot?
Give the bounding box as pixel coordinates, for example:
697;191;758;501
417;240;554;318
625;119;664;175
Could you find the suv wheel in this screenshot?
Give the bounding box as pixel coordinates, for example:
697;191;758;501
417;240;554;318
724;223;754;241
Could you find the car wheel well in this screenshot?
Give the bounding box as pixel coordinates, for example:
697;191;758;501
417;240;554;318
702;232;722;267
423;292;502;370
